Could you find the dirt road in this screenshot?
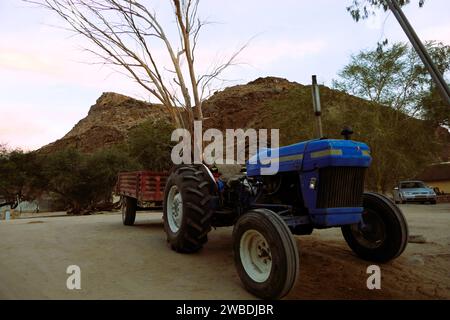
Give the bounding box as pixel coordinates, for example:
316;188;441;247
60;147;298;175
0;204;449;299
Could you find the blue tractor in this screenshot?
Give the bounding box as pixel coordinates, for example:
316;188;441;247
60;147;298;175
163;136;409;299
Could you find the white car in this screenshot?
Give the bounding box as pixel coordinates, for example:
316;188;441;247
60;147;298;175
393;181;437;204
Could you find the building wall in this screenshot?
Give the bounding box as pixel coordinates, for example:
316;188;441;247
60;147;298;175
426;180;450;194
16;200;40;213
1;196;61;218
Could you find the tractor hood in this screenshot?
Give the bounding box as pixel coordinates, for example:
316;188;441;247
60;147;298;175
247;139;372;176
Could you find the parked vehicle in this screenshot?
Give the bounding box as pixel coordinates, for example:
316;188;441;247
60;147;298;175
162;138;409;299
393;181;437;205
116;171;169;225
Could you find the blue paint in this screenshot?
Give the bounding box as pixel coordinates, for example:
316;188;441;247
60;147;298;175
246;139;372;228
247;139;371;175
217;179;225;192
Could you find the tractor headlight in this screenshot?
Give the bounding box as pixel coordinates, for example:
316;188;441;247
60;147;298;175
309;177;317;190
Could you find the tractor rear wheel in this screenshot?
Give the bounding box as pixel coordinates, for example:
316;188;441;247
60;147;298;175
342;192;408;263
233;209;299;299
122;196;137;226
163;165;214;253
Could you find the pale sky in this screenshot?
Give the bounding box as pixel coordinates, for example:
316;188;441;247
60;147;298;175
1;0;449;151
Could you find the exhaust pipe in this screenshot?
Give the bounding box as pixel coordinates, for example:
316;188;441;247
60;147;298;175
311;75;323;139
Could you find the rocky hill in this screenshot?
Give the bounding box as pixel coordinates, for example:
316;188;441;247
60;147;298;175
39;77;450;163
39;92;167;154
203;77;450;154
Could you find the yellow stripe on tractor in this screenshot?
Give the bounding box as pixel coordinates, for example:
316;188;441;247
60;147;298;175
310;149;343;159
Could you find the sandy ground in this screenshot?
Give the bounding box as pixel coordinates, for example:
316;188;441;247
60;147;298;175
0;204;449;300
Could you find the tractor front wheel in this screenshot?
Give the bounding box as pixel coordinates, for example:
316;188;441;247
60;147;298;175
342;192;408;263
233;209;299;299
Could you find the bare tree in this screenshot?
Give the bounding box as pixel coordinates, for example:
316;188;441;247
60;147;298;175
27;0;245;133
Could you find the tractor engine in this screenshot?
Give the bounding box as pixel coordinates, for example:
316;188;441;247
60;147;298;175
213;174;259;226
246;139;372;228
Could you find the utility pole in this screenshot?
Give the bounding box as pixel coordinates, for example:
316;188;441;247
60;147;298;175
387;0;450;106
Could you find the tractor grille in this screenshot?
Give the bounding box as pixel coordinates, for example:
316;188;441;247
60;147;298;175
316;167;366;208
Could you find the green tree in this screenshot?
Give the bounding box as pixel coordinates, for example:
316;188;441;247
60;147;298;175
40;148;137;214
333;41;450;117
422;86;450;127
347;0;425;22
127;120;176;171
82;148;140;206
322;98;441;193
0;143;7;156
0;149;41;205
332;42;448;192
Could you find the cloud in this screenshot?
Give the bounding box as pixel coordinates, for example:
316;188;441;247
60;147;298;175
0;48;62;75
421;23;450;44
0;32;140;96
0;117;52;151
242;39;328;66
0;103;80;151
193;38;328;77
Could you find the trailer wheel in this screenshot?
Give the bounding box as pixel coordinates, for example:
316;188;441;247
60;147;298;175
233;209;299;299
122;196;137;226
163;165;214;253
342;192;408;263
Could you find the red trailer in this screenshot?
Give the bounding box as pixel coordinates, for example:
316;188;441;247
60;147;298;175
116;171;169;225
